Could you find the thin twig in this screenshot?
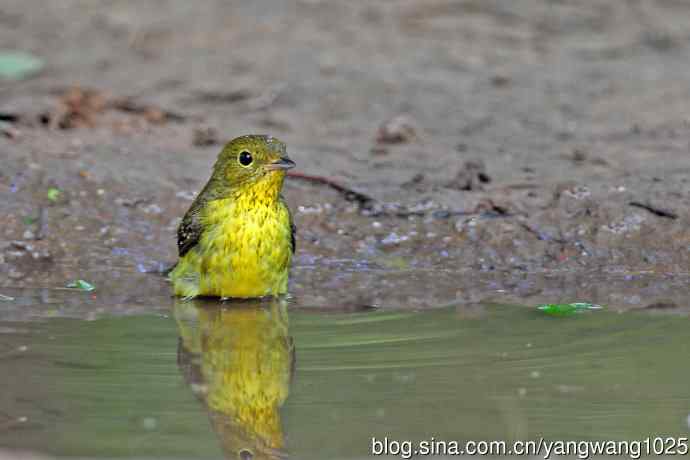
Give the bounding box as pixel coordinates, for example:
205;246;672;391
286;171;376;209
520;222;567;244
109;98;188;122
629;201;677;219
0;112;19;123
35;206;47;240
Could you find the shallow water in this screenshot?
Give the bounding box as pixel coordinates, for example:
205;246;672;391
0;296;689;459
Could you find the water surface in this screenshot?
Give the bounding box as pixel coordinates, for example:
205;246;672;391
0;297;689;459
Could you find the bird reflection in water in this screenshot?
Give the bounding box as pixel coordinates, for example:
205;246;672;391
174;297;294;460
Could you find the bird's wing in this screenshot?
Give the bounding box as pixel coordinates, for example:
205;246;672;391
283;195;296;254
290;221;296;254
177;204;204;257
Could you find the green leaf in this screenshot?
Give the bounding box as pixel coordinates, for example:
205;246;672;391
537;302;602;317
23;215;38;225
66;280;95;292
0;51;44;80
47;187;61;202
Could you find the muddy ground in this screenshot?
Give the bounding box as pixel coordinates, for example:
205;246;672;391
2;0;690;316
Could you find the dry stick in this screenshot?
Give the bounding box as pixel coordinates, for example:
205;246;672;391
286;173;517;219
109;98;189;122
629;201;678;219
35;206;47;240
0;112;19;122
286;171;376;209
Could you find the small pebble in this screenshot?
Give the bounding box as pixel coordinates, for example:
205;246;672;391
175;190;195;200
142;204;162;214
381;232;408;245
376;114;417;144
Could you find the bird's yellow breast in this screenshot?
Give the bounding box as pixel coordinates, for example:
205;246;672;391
174;298;292;456
171;180;292;299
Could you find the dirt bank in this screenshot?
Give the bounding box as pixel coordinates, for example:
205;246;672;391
2;0;690;314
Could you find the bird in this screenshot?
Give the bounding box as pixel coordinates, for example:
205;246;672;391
175;297;294;460
170;135;296;299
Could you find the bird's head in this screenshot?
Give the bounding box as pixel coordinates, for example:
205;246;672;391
212;135;295;195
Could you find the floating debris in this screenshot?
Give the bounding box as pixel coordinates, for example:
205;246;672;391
537;302;602;316
66;279;96;292
0;293;14;301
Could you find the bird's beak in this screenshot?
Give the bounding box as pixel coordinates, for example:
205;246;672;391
266;157;296;171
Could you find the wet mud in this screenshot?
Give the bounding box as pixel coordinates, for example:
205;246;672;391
2;1;690;313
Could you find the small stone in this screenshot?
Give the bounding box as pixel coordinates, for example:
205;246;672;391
381;232;408;245
370;145;389;155
8;269;24;279
192;126;219;147
490;75;511;87
376;115;417;144
572;148;587;163
447;159;491;191
141;417;158;431
142;203;162;214
175;190;196;200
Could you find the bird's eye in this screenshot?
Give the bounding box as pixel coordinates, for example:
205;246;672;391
238;151;253;167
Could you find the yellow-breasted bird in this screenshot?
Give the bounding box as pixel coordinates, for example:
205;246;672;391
175;298;293;460
170;135;296;299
